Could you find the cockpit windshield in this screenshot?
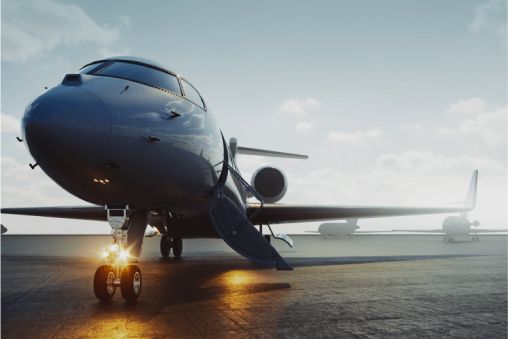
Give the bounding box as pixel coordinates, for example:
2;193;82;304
83;61;182;95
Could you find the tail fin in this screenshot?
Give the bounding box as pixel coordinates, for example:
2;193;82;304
229;137;308;160
464;170;478;210
237;146;308;159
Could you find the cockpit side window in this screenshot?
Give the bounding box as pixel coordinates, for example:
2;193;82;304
181;79;205;109
79;62;105;74
92;61;182;95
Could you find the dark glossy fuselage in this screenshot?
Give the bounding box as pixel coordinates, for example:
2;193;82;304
22;58;244;236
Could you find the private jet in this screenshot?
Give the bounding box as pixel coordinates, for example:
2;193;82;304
306;219;390;238
393;214;506;242
1;57;479;302
307;219;359;238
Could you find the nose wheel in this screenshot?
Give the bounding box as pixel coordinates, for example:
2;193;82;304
120;264;142;301
160;234;183;258
93;265;116;301
93;263;142;302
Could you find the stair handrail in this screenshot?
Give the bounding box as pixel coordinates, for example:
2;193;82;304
213;161;264;222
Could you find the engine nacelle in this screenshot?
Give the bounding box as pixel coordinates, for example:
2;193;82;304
251;166;287;203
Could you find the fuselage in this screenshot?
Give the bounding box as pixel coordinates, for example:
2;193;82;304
318;222;360;237
22;57;244;235
442;216;478;236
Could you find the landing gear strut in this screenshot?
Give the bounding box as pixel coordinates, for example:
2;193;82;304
94;207;147;302
160;234;183;258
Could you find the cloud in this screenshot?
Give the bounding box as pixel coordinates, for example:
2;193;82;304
376;150;505;175
1;113;20;133
278;98;320;115
295;122;315;132
328;129;383;144
2;0;126;62
446;98;488;115
469;0;507;39
439;99;507;147
1;156;84;206
0;156;107;234
283;150;506;231
399;122;423;131
98;46;131;59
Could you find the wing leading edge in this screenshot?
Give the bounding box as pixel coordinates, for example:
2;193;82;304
248;170;478;225
2;171;478;226
0;206;106;221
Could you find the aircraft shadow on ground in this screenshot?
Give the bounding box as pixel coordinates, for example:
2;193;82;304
0;253;476;321
92;257;290;314
91;254;475;314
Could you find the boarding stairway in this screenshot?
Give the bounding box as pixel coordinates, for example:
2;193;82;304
208;162;292;270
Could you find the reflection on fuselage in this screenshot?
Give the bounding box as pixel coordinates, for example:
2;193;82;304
22;58;226;212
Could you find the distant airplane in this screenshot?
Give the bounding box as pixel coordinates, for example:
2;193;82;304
0;56;479;301
307;219;392;238
393;215;506;242
307;219;359;238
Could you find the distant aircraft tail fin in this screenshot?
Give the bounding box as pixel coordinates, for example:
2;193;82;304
464;170;478;211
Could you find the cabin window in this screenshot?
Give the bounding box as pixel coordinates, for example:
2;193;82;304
181;79;205;109
94;61;182;95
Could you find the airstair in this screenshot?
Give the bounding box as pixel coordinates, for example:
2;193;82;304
208;161;292;270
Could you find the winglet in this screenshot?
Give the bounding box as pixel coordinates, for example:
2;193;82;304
464;170;478;210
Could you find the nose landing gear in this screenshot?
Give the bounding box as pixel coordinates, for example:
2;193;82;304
94;207;147;302
93;245;142;302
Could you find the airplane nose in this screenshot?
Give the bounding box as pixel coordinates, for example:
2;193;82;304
23;85;111;165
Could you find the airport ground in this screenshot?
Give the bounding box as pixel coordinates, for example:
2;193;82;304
2;234;507;338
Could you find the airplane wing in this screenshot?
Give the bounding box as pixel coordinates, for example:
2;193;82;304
470;229;508;233
354;231;396;233
248;170;478;225
248;205;474;225
0;206;106;221
391;229;444;233
2;170;478;226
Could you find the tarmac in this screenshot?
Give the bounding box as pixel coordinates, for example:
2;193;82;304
1;234;507;338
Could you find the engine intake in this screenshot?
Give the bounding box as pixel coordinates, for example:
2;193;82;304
251;166;287;203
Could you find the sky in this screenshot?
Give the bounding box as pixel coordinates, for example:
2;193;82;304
1;0;507;234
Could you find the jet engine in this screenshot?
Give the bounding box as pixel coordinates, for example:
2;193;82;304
251;166;287;203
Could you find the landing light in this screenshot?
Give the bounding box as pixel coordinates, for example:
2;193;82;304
93;178;110;185
119;250;129;261
101;244;130;265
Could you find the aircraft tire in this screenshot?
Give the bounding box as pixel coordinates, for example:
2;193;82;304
172;237;183;258
94;265;116;302
160;234;171;258
121;265;142;302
